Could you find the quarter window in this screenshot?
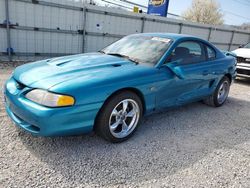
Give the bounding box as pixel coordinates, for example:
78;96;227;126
206;45;216;60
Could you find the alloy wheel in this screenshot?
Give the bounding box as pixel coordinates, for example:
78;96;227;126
109;99;140;138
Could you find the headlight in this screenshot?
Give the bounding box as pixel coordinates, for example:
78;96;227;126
25;89;75;107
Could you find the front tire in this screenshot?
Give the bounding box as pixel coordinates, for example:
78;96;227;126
203;76;231;107
95;91;143;143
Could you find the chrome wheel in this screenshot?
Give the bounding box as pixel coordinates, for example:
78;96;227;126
217;80;229;104
109;99;140;139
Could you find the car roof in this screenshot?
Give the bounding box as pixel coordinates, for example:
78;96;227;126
134;33;195;40
131;32;225;60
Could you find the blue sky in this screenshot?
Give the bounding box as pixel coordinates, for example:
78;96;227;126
96;0;250;25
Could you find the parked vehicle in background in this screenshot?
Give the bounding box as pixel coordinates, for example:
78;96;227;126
4;33;236;143
232;43;250;77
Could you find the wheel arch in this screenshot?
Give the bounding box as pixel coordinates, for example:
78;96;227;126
104;87;146;114
224;73;232;83
94;87;146;130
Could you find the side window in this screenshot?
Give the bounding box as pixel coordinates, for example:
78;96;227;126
206;45;216;60
169;41;206;64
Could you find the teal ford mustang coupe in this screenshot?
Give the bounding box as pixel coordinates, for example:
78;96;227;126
4;33;236;142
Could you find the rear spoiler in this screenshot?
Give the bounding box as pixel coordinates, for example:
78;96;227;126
221;50;237;57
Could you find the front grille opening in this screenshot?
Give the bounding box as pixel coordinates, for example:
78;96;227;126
237;57;249;64
28;125;40;132
13;112;40;133
13;79;26;90
13;112;23;122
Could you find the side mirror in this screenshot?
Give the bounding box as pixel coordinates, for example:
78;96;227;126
162;61;184;79
239;44;245;48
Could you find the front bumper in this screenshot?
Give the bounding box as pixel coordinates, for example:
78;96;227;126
236;62;250;77
4;77;102;136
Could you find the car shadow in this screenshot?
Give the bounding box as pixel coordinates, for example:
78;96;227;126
17;95;250;186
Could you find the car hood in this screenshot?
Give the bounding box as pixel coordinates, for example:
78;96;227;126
232;48;250;58
13;53;145;89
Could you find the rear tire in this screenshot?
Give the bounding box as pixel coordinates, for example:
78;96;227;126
203;76;230;107
95;91;143;143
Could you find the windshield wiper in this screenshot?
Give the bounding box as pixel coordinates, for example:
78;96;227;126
106;53;140;65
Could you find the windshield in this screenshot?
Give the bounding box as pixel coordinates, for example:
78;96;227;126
101;35;172;65
244;43;250;48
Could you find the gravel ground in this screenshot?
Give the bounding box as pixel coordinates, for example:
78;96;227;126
0;67;250;188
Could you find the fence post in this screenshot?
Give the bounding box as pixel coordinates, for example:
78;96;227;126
228;30;235;51
5;0;12;61
178;23;183;34
82;7;87;53
207;27;212;41
141;17;145;33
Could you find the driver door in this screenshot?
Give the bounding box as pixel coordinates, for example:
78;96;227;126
156;40;215;109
